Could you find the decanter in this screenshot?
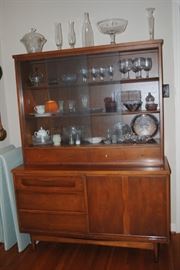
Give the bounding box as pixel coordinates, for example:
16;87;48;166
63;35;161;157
82;12;94;47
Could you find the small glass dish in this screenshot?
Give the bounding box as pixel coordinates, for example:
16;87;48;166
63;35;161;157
97;18;128;44
85;137;105;144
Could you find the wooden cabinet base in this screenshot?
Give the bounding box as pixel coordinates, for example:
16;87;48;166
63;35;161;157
30;234;162;262
12;158;170;262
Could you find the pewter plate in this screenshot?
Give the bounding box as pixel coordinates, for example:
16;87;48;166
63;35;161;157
131;114;158;137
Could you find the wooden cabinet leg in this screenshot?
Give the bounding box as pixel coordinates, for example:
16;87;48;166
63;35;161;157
30;236;36;250
153;243;159;262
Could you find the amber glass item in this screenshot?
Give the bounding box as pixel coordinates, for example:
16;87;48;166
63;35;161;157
45;100;59;112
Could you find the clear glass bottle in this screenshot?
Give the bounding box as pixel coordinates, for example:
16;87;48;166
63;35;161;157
82;12;94;47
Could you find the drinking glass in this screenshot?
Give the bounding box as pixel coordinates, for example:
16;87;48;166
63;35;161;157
68;100;76;112
144;57;152;78
81;95;89;111
55;22;63;49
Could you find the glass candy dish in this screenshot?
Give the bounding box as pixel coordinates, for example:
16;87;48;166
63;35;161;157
97;18;128;44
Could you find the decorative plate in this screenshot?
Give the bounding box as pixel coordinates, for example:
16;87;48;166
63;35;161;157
131;114;158;137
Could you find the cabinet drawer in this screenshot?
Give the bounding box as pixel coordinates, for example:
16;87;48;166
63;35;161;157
15;175;84;192
19;211;88;233
17;192;86;212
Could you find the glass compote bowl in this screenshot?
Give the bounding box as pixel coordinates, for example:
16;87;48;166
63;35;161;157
97;18;128;44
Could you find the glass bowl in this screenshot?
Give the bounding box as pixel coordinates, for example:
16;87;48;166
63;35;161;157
85;137;105;144
123;101;142;112
97;18;128;44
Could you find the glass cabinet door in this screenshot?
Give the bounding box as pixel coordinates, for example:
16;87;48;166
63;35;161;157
14;40;163;166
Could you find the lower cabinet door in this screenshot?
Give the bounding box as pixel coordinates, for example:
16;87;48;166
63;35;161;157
86;174;169;239
126;175;169;237
86;175;124;234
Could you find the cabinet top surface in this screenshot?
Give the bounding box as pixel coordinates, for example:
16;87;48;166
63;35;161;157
12;157;170;175
13;39;163;61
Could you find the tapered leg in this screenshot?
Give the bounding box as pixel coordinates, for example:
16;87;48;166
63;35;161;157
153;243;159;262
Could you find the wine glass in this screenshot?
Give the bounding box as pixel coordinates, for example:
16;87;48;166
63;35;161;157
99;67;106;80
68;21;76;48
119;59;127;79
132;57;145;78
144;57;152;78
124;58;133;79
55;22;63;49
107;65;114;80
80;68;88;82
91;67;99;81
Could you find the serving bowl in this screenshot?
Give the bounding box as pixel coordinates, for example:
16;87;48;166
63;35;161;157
97;18;128;44
123;101;142;112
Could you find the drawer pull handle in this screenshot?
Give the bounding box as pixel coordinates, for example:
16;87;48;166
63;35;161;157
21;178;76;188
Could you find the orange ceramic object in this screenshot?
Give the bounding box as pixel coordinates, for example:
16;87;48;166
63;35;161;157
45;100;59;112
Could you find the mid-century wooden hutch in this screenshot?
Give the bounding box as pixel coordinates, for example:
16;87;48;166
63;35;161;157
12;39;170;261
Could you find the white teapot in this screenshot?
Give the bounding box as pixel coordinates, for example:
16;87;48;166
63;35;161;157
34;127;49;138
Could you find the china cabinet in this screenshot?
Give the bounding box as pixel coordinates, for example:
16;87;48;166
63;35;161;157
12;39;170;261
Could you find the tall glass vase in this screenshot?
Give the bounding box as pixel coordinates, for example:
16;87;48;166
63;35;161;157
68;21;76;48
55;22;63;49
146;8;155;40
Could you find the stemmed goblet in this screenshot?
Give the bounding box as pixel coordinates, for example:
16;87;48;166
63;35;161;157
91;67;99;81
132;57;145;78
144;57;152;78
108;65;114;80
124;58;133;79
80;68;88;82
119;59;126;79
99;67;106;80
